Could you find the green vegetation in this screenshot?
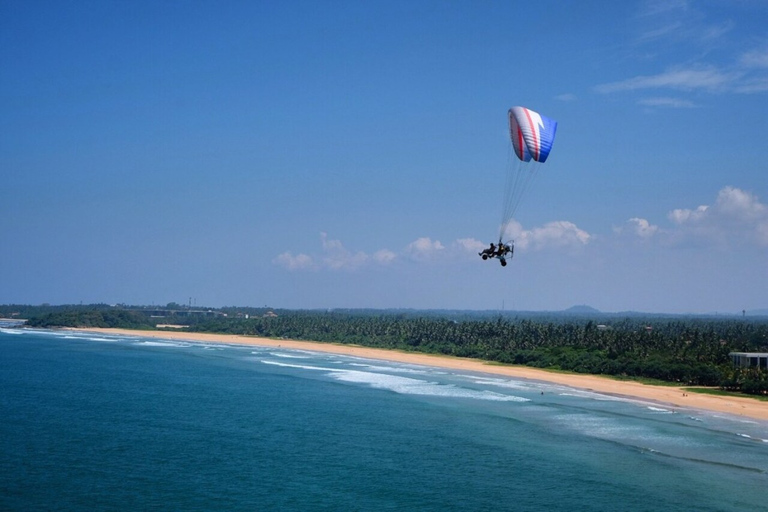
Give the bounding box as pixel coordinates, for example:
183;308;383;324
19;305;154;330
7;304;768;396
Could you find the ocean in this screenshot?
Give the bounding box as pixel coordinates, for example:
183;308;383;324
1;326;767;511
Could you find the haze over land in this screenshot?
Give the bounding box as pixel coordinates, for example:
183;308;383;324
2;1;767;313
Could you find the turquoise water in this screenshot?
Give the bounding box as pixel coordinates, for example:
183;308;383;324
1;326;767;511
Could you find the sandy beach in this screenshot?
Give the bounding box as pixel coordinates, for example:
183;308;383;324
76;327;768;422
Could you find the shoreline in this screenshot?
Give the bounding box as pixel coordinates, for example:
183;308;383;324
72;327;768;422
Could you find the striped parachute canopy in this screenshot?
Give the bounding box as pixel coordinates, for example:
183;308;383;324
508;106;558;163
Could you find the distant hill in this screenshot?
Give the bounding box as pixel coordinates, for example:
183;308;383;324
562;305;601;314
747;309;768;317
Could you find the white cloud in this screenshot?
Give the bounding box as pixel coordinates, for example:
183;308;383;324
273;252;314;270
516;221;591;250
669;205;708;224
625;217;659;238
405;237;445;261
500;218;526;242
454;237;486;253
637;0;689;18
554;93;577;102
757;221;768;246
637;96;697;108
372;249;397;264
595;66;737;93
598;3;768;102
320;232;369;270
634;0;732;45
665;187;768;246
276;234;447;271
501;219;591;251
636;20;684;43
740;48;768;69
734;78;768;94
699;21;734;42
715;186;767;220
276;189;766;276
275;233;398;271
597;58;768;98
612;187;768;249
276;221;595;272
671;188;767;225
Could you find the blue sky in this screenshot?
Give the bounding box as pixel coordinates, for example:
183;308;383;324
2;0;767;313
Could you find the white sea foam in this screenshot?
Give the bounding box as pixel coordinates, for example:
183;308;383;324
51;331;99;339
136;341;191;348
348;362;431;375
562;414;670;444
472;377;691;419
563;389;632;401
553;412;704;451
41;330;71;337
0;328;23;335
470;376;553;393
260;360;338;372
58;334;120;342
558;390;675;415
260;359;529;402
734;433;768;444
473;377;523;388
269;352;312;359
331;371;529;401
182;342;222;350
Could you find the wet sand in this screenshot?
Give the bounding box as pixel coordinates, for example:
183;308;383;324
75;327;768;422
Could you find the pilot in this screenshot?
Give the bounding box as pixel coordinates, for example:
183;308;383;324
479;243;496;258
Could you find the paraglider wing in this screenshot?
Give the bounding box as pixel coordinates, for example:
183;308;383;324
508;107;558;163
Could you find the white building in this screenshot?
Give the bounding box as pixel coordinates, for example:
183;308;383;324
729;352;768;369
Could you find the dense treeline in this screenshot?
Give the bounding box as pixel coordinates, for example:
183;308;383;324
1;303;118;319
10;306;768;395
24;309;154;330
